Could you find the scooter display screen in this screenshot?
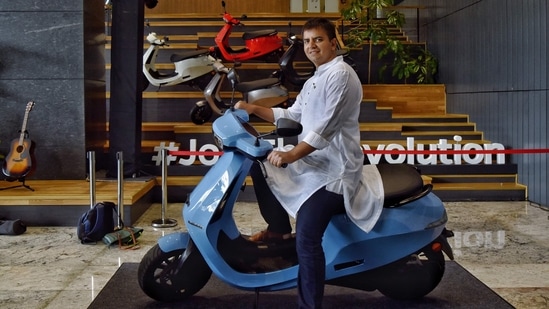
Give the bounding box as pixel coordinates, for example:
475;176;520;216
239;117;260;137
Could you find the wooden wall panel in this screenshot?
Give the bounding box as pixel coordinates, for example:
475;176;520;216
146;0;292;15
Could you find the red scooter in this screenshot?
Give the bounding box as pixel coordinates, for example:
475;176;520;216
210;1;284;63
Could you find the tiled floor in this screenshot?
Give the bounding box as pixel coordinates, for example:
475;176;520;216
1;201;548;308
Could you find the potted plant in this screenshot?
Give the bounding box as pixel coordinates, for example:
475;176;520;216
341;0;437;84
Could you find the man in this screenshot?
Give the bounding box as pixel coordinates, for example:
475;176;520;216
235;18;383;308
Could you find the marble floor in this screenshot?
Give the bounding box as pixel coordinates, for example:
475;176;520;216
0;200;548;309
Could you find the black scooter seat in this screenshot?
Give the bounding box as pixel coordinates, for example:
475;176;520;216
170;49;210;63
242;29;278;41
376;164;432;208
235;77;280;93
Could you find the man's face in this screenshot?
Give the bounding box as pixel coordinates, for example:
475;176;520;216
303;27;337;68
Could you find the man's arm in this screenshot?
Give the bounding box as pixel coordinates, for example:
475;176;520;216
268;141;316;168
234;101;275;123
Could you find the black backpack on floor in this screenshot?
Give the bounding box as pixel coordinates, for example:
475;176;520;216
77;201;117;244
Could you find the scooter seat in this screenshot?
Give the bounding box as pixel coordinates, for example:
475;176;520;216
235;77;280;93
242;29;278;41
376;164;432;208
170;49;210;63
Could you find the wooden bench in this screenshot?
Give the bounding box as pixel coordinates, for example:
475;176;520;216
106;91;300;100
103;140;180;153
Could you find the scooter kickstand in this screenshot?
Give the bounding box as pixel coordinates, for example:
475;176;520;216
254;289;260;309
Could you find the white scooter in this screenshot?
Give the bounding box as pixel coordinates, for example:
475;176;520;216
142;32;217;91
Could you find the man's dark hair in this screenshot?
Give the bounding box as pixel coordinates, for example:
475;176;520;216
302;18;337;41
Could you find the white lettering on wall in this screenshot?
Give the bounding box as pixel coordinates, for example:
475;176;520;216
362;136;506;165
158;135;507;166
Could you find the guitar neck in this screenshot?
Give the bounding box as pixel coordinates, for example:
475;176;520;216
18;101;34;145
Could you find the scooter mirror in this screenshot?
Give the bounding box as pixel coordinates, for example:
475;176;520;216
275;118;302;137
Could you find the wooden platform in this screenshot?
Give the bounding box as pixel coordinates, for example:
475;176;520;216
0;178;156;226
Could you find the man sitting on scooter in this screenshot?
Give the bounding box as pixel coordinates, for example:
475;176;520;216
235;18;383;309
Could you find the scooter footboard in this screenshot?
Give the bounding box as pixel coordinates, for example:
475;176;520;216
157;232;191;252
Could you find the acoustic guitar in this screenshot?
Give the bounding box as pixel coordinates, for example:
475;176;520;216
2;101;36;179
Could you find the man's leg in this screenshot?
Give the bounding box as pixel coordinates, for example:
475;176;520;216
250;163;292;235
295;188;344;309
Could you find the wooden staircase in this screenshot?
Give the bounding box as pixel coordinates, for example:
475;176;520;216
103;15;526;202
360;85;526;201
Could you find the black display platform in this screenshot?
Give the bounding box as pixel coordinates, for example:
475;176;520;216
89;262;514;309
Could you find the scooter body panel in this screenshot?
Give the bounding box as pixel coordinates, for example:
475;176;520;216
173;55;216;84
157;231;191;252
245;85;289;107
323;193;447;279
196;63;290;121
183;150;300;291
215;13;282;62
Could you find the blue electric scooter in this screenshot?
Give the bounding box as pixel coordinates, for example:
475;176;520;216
138;108;454;303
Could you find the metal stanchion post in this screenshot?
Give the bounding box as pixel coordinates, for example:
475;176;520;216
116;151;124;229
152;148;177;228
87;151;96;209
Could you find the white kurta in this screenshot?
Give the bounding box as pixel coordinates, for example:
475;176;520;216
264;56;384;233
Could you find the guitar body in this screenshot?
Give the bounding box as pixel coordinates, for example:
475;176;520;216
2;137;35;179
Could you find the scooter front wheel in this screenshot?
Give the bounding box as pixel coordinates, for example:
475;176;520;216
376;242;445;300
137;243;212;302
190;100;213;125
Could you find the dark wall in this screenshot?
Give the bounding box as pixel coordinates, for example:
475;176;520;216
0;0;106;180
401;0;549;207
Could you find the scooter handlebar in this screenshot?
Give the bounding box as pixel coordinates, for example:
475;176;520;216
146;32;168;46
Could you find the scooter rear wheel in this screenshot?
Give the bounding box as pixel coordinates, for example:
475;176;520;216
137;243;212;302
376;242;445;300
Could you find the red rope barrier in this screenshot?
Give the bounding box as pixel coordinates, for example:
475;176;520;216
169;149;549;156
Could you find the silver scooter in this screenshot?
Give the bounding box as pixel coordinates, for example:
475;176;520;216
190;61;289;124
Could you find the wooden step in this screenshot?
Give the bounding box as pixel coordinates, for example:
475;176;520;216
156;175;526;191
103;140;180;153
106;34;200;42
429;174;518;184
172;122;403;134
361;139;492;147
432;182;527;201
144;20;318;27
106;61;312;71
400;130;483;140
401;122;476;132
196;31;288;38
106;91;299;100
106;42;199;50
363;84;447;115
432;182;526;191
158;174;434;187
391;113;470;123
143;13;342;21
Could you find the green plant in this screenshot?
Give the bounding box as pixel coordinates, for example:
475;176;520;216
341;0;437;84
